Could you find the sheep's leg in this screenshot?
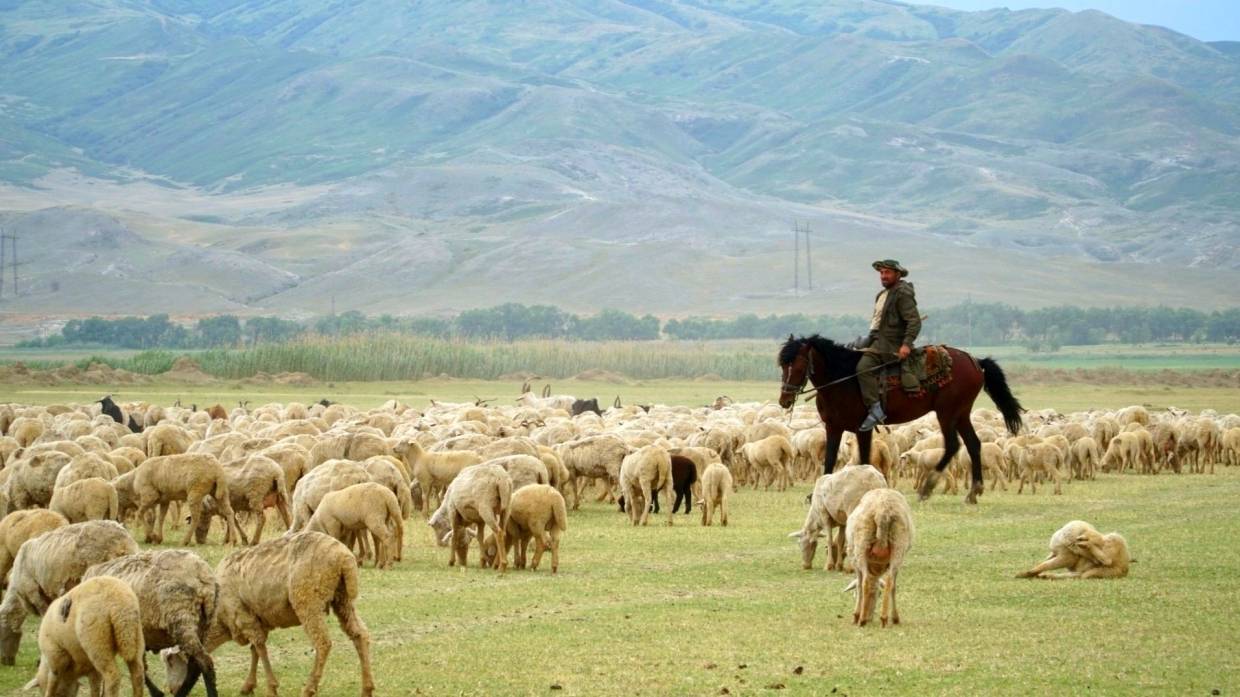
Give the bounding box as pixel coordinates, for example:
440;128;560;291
82;635;122;697
250;508;266;545
888;569;900;626
490;518;506;573
720;497;728;527
527;534;541;571
701;499;711;526
126;654;145;697
548;530;561;574
182;496;202;546
1079;564;1125;579
240;645;259;695
665;481;675;526
297;610;333;697
1017;551;1077;578
332;596;375;697
638;483;653;526
364;518;388;569
852;567;867;625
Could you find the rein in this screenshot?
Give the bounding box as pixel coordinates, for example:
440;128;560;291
785;349;901;402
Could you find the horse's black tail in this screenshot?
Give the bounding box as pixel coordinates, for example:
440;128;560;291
979;357;1024;435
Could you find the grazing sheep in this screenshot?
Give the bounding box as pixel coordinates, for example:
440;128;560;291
0;520;139;664
740;435;794;491
661;454;698;516
1069;436;1103;480
1017;520;1130;579
288;459;371;532
54;452;120;489
50;477;119;524
502;484;567;573
790;464;887;572
196;454;292;545
163;532;375;697
845;488;914;627
84;550;220;697
29;575;145;697
259;442;311;494
698;463;733;527
899;447;959;495
133;454;242;546
1016;442;1065;495
3;450;73;513
1102;432;1141;473
428;464;512;572
145;423;194;459
0;509;69;590
485;454;549;491
618;445;674;526
307;483;404;569
391;439;482;515
553;434;629;510
7;416;43;448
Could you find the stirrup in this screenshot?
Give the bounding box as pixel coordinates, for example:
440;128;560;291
859;403;885;432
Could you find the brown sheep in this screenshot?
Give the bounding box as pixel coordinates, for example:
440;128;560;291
0;520;139;664
503;484;567;573
162;532;375;697
133;454;242;546
307;483;404;569
29;576;145;697
50;477;119;524
0;509;69;590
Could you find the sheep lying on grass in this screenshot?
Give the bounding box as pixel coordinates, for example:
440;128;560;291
698;463;733;527
1017;520;1130;579
162;531;375;697
85;550;220;697
28;576;145;697
428;463;512;572
845;488;914;627
0;520;139;664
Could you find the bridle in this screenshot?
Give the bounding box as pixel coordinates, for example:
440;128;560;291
781;342;900;404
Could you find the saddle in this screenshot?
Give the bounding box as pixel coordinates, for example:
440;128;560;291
882;345;954;398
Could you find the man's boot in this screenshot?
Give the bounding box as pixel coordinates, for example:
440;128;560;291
859;401;886;432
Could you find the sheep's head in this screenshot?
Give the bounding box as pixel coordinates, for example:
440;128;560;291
788;530;820;570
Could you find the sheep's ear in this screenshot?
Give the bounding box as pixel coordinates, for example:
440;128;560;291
22;677;38;691
842;579;858;593
787;531;803;539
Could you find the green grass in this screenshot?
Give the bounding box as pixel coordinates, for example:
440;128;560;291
0;469;1236;695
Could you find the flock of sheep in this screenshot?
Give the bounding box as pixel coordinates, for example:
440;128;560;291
0;388;1236;694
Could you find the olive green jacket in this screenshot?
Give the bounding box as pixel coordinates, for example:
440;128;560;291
867;281;921;354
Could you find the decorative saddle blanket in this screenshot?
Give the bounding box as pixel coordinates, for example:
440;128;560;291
883;345;954;397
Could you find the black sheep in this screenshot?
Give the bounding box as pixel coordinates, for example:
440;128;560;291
97;395;124;425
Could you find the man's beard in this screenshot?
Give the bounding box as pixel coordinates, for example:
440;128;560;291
881;277;897;288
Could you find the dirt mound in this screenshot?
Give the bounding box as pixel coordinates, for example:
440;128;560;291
498;371;542;381
0;361;150;386
241;371;318;386
1007;367;1240;388
159;356;217;384
572;369;629;384
693;373;724;382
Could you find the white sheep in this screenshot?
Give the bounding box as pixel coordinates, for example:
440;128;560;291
618;445;674;526
1017;520;1130;579
845;488;914;627
307;482;404;569
790;464;886;572
502;484;567;573
391;439;482;515
50;477;119;524
698;463;733;527
428;463;513;572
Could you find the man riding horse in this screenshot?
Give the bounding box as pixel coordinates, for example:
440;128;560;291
851;259;920;432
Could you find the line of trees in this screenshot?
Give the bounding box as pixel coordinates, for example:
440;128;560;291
15;303;1240;350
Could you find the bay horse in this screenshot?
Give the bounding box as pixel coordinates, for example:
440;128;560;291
777;335;1024;504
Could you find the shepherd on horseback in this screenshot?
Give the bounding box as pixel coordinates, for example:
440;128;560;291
852;259;920;432
776;260;1025;504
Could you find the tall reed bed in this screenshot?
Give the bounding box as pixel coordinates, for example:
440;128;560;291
138;335;780;381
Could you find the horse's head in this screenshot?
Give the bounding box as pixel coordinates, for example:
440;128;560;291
777;334;813;409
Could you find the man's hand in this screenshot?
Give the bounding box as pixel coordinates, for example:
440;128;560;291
898;344;912;360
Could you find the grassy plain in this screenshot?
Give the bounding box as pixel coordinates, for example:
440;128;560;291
0;467;1235;696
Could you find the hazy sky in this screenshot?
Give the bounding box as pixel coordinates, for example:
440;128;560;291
923;1;1239;42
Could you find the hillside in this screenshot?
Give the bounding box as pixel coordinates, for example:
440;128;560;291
0;0;1237;318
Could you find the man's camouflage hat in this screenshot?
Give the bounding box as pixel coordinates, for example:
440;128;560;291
872;259;908;277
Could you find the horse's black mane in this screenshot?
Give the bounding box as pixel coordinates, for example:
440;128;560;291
778;334;864;382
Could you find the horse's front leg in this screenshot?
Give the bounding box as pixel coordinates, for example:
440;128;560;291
824;428;844;475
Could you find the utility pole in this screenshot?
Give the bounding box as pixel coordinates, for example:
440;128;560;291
803;222;813;291
0;228;5;301
792;221;799;295
0;230;14;299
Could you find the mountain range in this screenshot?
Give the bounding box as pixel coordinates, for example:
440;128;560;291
0;0;1237;322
